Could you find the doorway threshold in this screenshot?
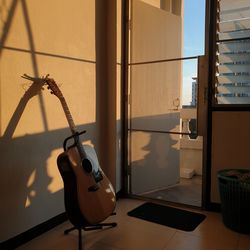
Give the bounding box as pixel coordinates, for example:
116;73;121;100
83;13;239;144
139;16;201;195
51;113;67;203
137;175;202;207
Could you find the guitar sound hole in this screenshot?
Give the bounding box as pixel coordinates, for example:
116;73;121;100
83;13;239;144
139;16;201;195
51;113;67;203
82;158;93;173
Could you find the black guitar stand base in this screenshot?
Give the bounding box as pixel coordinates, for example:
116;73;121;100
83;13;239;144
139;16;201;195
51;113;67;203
64;213;117;250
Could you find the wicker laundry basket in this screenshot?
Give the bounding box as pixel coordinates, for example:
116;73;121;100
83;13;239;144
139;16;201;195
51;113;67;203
218;169;250;234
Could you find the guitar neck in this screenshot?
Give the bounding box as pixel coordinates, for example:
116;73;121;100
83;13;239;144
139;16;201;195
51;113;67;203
60;97;77;134
59;97;87;158
59;97;88;158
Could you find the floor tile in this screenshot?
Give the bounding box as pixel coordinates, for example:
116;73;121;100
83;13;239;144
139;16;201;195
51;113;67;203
163;231;200;250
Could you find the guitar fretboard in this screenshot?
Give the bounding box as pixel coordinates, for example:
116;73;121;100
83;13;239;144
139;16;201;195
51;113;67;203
59;96;87;159
60;97;77;134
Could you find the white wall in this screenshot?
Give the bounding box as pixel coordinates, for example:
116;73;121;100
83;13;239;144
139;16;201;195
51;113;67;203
0;0;121;242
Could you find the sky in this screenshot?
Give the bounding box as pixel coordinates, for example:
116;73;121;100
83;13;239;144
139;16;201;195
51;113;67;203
182;0;206;105
184;0;206;57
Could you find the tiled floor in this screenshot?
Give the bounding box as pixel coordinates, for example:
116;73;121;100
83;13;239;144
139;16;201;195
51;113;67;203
17;198;250;250
143;176;202;207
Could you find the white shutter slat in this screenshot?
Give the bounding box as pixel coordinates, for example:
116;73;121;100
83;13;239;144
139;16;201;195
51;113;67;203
217;74;250;84
219;0;250;12
220;9;250;22
219;18;250;33
218;41;250;53
217;96;250;104
217;85;250;93
218;53;250;63
218;64;250;73
218;30;250;40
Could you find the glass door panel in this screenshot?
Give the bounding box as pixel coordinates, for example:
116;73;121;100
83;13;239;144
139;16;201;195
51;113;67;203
130;131;180;195
128;0;206;207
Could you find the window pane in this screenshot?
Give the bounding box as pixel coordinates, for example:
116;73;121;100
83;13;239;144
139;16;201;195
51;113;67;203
215;0;250;104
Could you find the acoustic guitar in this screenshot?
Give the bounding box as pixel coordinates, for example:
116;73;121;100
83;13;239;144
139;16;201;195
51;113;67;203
22;74;116;225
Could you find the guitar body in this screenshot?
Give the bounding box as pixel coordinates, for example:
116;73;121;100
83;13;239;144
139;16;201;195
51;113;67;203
58;144;116;225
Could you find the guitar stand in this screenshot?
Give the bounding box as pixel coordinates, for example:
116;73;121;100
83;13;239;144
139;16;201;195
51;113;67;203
59;131;117;249
64;213;117;250
63;130;86;151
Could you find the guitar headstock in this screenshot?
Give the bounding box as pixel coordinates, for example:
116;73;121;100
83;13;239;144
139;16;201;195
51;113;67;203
22;74;63;100
44;76;63;100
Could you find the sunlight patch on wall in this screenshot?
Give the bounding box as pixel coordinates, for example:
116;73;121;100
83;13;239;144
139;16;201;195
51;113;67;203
25;190;36;208
0;0;11;37
40;64;97;131
27;169;36;187
46;148;64;193
25;170;37;208
141;0;161;9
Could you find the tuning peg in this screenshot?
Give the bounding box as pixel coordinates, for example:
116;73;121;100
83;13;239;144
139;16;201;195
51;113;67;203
47;86;50;89
50;91;54;94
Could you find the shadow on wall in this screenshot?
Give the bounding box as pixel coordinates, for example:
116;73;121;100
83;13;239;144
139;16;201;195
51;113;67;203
0;80;101;239
130;113;180;194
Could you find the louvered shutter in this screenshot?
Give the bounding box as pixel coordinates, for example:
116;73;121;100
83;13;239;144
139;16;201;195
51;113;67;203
216;0;250;104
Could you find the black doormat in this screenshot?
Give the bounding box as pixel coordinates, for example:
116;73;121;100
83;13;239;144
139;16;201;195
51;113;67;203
127;202;206;231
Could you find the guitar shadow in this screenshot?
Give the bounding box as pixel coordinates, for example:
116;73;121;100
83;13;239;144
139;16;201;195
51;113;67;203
0;82;54;237
0;81;98;240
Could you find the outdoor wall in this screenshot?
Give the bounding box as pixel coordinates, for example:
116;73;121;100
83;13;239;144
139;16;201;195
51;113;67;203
211;111;250;203
142;0;182;14
0;0;120;243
